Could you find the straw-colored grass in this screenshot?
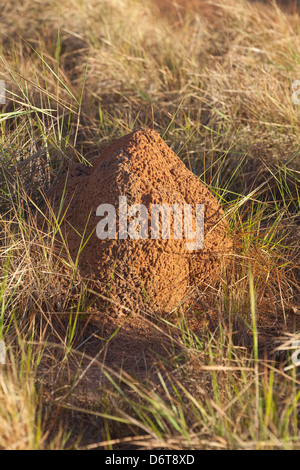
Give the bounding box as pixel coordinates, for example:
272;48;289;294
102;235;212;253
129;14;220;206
0;0;299;449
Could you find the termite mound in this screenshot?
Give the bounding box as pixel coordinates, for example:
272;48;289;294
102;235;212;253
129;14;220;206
48;129;232;313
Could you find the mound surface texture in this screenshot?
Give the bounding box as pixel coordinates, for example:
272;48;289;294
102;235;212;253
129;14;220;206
50;129;231;312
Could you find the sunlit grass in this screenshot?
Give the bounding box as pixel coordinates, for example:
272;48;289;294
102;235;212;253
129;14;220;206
0;0;299;450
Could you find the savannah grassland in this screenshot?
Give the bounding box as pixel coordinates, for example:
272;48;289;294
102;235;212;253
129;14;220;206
0;0;300;450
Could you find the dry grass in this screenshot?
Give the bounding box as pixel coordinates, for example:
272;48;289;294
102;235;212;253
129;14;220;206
0;0;299;450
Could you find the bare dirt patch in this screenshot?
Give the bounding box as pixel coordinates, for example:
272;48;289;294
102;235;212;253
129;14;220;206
151;0;300;25
151;0;219;22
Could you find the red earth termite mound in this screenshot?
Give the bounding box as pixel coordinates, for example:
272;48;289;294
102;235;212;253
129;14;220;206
48;129;232;313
